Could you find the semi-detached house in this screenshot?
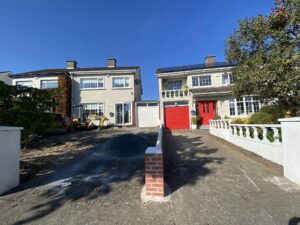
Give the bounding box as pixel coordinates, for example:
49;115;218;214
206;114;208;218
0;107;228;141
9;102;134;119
10;58;142;126
156;56;262;130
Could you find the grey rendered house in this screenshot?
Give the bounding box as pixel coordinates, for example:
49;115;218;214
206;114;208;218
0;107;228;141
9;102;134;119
10;59;142;126
156;56;262;130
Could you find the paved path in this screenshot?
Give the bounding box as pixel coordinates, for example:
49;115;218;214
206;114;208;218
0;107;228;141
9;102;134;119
0;129;299;225
164;130;300;225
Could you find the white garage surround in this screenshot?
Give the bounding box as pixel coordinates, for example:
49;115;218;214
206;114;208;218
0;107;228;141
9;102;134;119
136;102;160;128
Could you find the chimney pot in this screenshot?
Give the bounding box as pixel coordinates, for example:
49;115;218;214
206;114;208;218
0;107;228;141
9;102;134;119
66;60;77;69
107;58;117;68
205;55;216;66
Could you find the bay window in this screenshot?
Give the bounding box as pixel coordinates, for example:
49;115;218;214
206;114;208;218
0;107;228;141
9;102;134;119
229;96;261;116
80;78;104;89
112;77;130;88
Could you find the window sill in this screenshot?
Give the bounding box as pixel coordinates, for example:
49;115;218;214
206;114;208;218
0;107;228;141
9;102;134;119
112;87;132;90
80;88;106;91
191;85;212;88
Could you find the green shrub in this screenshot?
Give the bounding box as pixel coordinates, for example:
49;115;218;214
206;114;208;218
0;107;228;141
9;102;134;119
214;115;221;120
0;81;59;143
259;105;287;123
231;117;249;124
191;116;200;124
248;112;274;124
224;115;230;119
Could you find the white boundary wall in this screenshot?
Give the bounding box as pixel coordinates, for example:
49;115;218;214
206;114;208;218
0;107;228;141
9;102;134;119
0;126;23;194
279;118;300;186
209;118;300;185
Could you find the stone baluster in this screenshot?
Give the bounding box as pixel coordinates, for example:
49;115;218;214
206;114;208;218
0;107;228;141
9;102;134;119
245;126;250;138
253;127;258;140
272;127;280;143
262;127;269;142
233;126;237;136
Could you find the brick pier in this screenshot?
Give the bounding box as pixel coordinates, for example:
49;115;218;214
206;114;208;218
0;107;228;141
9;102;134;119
145;152;164;197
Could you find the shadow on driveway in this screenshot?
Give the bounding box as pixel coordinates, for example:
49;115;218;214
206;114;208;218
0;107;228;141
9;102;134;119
5;130;157;225
164;129;225;195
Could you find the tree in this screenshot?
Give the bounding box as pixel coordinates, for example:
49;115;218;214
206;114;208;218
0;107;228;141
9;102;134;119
0;81;59;142
225;0;300;108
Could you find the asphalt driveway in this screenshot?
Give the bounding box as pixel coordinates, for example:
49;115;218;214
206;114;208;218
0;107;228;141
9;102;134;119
0;129;300;225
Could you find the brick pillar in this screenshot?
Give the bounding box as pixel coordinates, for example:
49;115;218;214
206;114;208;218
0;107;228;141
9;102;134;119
145;152;164;197
58;75;72;117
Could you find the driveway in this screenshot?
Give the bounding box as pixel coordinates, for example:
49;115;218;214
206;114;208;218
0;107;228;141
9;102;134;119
164;130;300;225
0;129;300;225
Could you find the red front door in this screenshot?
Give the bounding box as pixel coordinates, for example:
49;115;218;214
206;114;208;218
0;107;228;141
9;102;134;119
198;101;215;125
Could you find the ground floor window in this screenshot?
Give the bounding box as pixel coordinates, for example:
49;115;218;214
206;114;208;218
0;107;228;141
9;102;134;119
81;103;104;117
229;96;260;116
115;102;131;124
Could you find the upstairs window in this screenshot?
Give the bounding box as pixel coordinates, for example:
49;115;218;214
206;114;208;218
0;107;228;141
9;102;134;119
80;78;104;89
16;80;32;87
112;77;130;88
165;80;182;90
41;80;58;89
192;75;212;87
222;73;234;85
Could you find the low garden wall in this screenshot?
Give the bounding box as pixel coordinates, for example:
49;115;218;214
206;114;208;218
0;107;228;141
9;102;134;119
143;125;165;201
209;118;300;185
0;126;23;195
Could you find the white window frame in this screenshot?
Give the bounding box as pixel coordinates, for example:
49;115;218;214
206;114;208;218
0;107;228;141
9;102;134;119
112;77;130;89
40;79;58;89
192;75;212;88
165;80;182;90
115;102;132;125
229;96;261;116
79;103;105;117
222;73;234;85
15;80;33;87
80;78;105;90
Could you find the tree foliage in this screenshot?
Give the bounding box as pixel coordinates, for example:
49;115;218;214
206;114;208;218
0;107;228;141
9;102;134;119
225;0;300;107
0;81;59;142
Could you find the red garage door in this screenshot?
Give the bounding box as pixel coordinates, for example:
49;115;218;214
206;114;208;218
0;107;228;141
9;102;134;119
164;105;190;129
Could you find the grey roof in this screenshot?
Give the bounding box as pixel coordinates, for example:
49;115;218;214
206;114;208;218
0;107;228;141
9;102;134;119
10;66;140;78
156;62;236;74
0;71;12;74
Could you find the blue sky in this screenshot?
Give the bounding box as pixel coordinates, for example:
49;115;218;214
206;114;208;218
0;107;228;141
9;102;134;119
0;0;274;100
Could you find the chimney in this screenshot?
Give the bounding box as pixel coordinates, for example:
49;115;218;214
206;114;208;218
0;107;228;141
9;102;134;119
66;60;77;69
107;58;117;68
205;55;216;66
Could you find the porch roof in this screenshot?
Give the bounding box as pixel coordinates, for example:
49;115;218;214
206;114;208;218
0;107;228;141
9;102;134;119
190;86;232;97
